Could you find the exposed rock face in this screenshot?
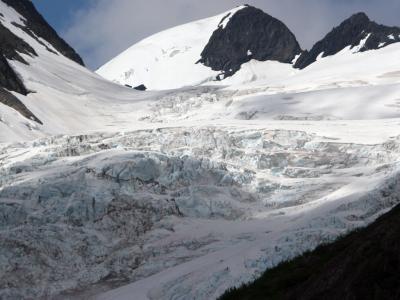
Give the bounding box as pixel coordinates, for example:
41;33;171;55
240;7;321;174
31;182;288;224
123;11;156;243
0;21;36;65
0;51;28;95
0;89;42;124
134;84;147;91
0;0;85;124
0;20;41;122
0;19;37;95
1;0;84;66
198;5;302;78
295;12;400;69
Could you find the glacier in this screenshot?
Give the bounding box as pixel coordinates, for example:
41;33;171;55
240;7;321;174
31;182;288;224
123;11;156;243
2;128;400;299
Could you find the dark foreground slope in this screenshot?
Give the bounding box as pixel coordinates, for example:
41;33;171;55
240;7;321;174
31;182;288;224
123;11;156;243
220;203;400;300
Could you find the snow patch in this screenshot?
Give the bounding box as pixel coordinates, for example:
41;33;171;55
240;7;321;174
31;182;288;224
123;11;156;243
291;53;301;65
316;52;325;61
352;33;371;53
218;6;247;29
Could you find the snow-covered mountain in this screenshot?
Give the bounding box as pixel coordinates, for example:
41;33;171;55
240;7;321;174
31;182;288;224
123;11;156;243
96;5;302;90
0;0;153;143
2;1;400;300
97;7;400;91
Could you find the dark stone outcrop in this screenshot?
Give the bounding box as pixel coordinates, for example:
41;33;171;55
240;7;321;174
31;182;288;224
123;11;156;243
0;89;42;124
0;19;36;95
1;0;84;66
0;0;85;125
0;21;36;65
198;5;302;78
0;20;40;123
220;203;400;300
0;45;29;95
134;84;147;91
295;12;400;69
124;84;147;91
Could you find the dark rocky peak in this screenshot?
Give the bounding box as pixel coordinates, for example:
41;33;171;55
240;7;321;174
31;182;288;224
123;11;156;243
198;5;302;78
295;12;400;69
1;0;84;66
345;12;370;24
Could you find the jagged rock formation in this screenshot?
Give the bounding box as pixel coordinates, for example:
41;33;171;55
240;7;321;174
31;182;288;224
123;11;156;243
220;202;400;300
0;0;85;124
1;0;84;66
0;19;40;122
295;12;400;69
198;5;301;78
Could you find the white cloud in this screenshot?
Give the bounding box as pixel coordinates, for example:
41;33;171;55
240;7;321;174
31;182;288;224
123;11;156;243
63;0;400;69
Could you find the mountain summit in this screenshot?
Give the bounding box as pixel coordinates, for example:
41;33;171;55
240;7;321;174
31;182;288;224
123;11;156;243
198;5;301;78
98;8;400;89
295;12;400;69
97;5;302;89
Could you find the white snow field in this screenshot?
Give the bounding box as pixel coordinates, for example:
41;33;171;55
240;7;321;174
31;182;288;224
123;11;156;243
96;6;248;90
2;2;400;300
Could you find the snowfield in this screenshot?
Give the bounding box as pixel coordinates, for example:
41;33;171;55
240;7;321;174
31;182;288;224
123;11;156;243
95;7;249;90
2;2;400;300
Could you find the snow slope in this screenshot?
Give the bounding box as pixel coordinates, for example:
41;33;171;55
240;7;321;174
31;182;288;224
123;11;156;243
5;40;400;143
2;2;400;300
2;2;400;144
96;6;248;90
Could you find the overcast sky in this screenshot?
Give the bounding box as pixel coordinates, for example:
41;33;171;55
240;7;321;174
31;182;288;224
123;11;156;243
33;0;400;70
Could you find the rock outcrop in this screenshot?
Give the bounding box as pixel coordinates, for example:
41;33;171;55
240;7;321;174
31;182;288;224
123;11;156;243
295;12;400;69
199;5;302;78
